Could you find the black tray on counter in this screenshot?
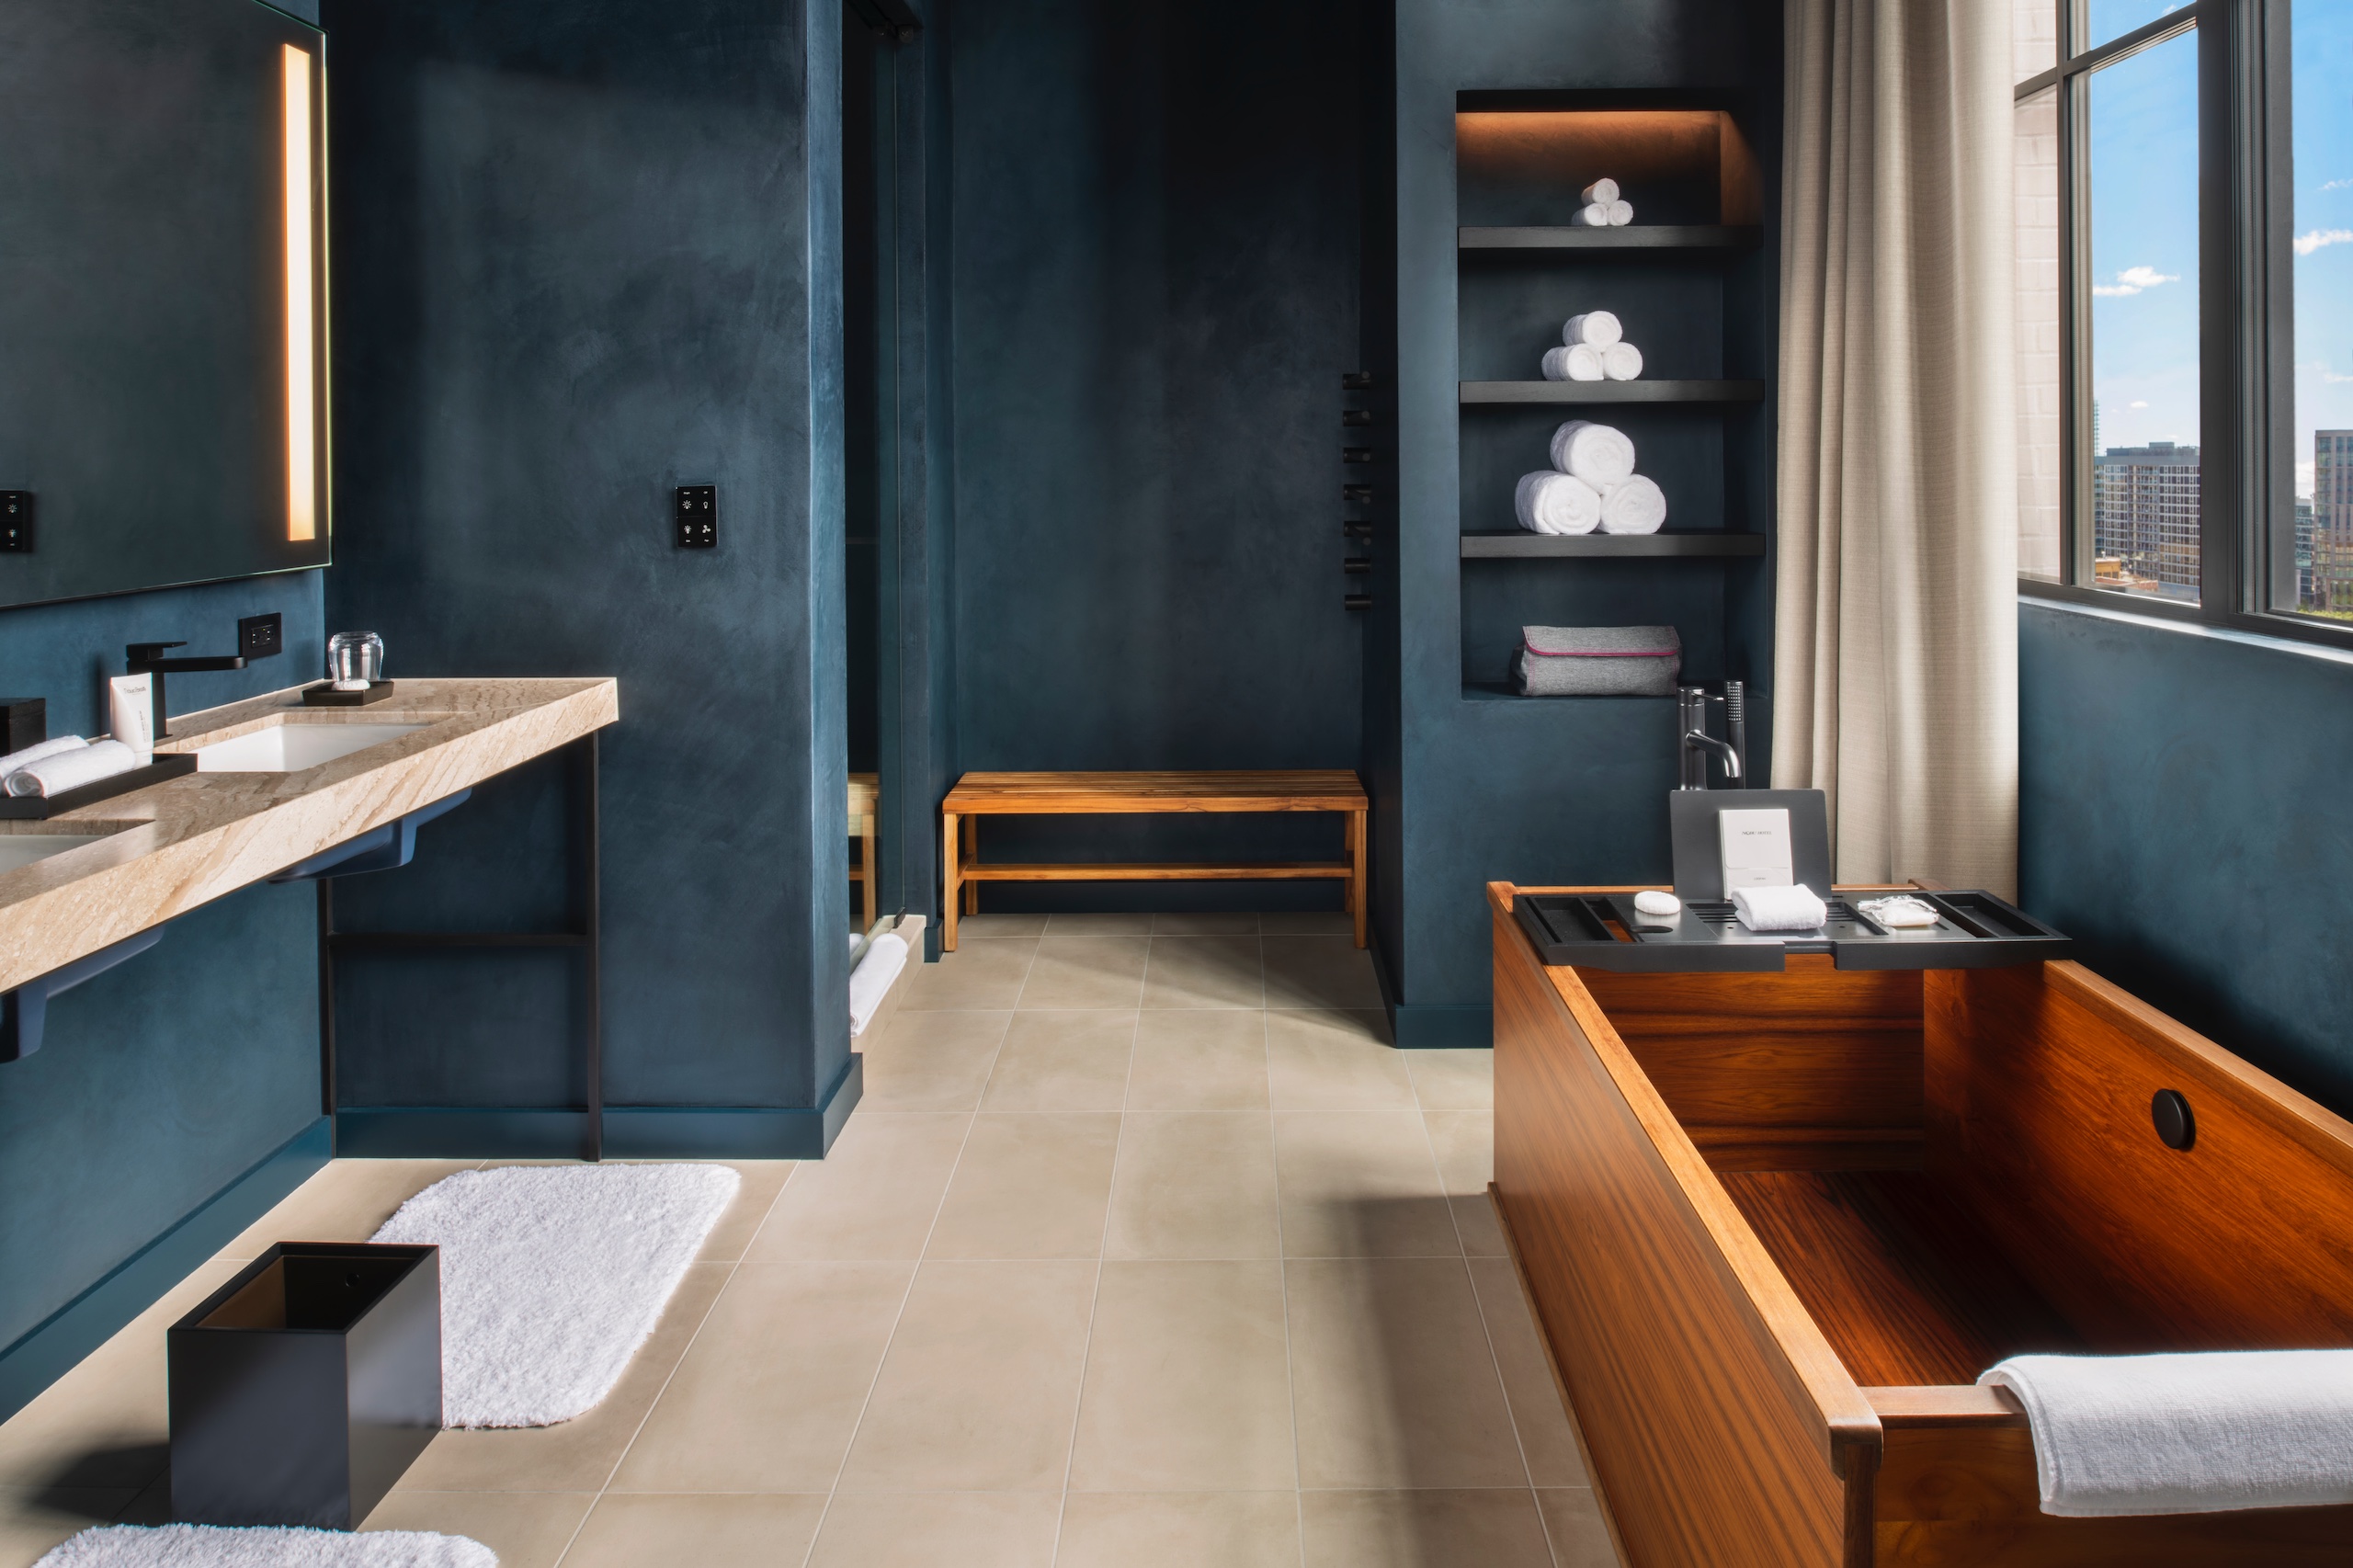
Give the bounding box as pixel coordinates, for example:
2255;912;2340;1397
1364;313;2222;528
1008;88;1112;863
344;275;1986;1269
1513;888;2069;972
0;754;198;820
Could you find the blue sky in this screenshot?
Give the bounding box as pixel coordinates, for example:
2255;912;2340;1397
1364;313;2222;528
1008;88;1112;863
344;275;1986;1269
2081;2;2350;497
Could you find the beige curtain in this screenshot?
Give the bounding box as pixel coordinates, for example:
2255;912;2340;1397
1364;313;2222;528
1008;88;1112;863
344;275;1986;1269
1774;0;2018;895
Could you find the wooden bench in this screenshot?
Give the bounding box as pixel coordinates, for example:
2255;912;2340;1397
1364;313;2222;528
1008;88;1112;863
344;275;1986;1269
939;770;1369;950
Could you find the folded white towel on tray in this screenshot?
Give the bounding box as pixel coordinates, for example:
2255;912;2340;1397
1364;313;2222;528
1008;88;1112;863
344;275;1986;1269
1981;1352;2353;1517
1579;178;1619;205
0;734;88;777
1541;344;1604;382
1563;311;1622;347
1598;474;1667;534
1549;420;1635;489
1514;471;1602;536
1730;884;1825;931
1602;342;1643;381
5;739;140;799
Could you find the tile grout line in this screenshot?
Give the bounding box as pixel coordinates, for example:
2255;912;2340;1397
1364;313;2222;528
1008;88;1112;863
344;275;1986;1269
1260;952;1313;1568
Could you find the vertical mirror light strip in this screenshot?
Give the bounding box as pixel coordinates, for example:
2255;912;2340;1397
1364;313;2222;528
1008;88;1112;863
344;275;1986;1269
283;44;316;542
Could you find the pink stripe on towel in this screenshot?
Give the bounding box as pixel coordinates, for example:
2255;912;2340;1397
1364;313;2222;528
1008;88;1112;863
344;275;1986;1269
1521;646;1679;657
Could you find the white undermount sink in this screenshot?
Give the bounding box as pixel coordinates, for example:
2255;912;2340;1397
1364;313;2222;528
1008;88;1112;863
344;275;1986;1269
0;835;113;875
191;722;427;773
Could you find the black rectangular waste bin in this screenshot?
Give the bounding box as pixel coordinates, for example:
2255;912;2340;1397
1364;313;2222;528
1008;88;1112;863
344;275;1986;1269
169;1242;441;1528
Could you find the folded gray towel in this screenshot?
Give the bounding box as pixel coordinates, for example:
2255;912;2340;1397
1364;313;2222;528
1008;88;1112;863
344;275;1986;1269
1512;625;1682;697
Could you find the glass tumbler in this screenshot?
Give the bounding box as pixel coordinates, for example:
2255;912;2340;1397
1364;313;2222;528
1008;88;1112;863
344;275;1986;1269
328;631;385;686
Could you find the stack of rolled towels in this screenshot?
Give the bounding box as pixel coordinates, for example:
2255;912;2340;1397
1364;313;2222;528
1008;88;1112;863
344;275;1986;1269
1;734;141;799
1513;420;1669;537
1567;176;1634;228
1540;310;1643;384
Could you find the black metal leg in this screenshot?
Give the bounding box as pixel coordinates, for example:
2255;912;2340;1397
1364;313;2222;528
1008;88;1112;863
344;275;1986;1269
317;880;337;1131
579;733;602;1163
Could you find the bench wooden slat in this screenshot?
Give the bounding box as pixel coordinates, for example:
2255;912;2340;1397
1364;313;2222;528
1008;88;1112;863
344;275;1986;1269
960;861;1353;882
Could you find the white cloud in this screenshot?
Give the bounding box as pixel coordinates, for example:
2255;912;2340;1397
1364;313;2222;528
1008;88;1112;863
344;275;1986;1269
2092;265;2180;297
2325;369;2353;385
2324;178;2353;192
2130;400;2149;408
2294;228;2353;256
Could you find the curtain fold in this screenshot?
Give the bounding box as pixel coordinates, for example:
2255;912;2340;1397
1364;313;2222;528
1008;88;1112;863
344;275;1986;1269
1774;0;2019;895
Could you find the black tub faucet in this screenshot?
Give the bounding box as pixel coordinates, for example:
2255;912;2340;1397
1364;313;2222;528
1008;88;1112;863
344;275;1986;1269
127;613;282;739
1677;682;1747;791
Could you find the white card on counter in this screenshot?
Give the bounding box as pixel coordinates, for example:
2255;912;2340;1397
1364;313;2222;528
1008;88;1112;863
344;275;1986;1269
1718;807;1793;891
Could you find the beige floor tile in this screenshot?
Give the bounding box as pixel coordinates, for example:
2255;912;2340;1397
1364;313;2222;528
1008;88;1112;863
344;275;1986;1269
836;1261;1096;1492
0;1489;133;1568
1056;1492;1301;1568
399;1263;728;1493
1406;1049;1495;1110
1467;1258;1588;1489
1126;1011;1269;1111
1298;1489;1554;1568
1151;912;1258;934
1265;1011;1415;1111
748;1113;970;1261
1286;1259;1528;1490
1536;1487;1620;1568
1451;1193;1508;1257
1261;936;1383;1011
681;1161;791;1261
1068;1262;1296;1492
1045;913;1154;935
1273;1113;1459;1258
858;1009;1012;1111
222;1160;481;1258
560;1492;828;1568
1104;1114;1279;1260
608;1262;913;1493
981;1011;1136;1112
805;1491;1061;1568
1259;912;1353;934
958;913;1050;937
363;1489;595;1568
1016;937;1150;1009
1422;1110;1494;1196
1141;936;1265;1009
901;937;1038;1011
926;1114;1120;1259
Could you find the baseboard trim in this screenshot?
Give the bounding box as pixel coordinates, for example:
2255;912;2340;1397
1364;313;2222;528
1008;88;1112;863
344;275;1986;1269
1389;1003;1495;1050
336;1054;868;1161
0;1117;332;1423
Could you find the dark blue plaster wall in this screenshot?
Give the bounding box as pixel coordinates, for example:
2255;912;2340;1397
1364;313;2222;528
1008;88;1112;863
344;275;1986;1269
2020;599;2353;1115
945;0;1368;909
319;0;853;1150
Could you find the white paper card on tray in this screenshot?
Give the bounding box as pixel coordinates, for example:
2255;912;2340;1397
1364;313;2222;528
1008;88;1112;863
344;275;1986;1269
1718;807;1793;891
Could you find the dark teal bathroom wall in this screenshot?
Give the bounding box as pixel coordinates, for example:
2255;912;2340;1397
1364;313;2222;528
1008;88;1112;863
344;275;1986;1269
320;0;856;1153
2020;599;2353;1115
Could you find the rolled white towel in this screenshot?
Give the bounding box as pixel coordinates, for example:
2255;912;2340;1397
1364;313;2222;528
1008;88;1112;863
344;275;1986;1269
0;734;88;776
1514;471;1602;536
5;739;141;799
1598;474;1668;535
1549;420;1636;489
1567;202;1611;228
1601;342;1643;381
1607;199;1634;225
1730;884;1826;932
1562;311;1622;347
1541;345;1604;382
1579;178;1619;205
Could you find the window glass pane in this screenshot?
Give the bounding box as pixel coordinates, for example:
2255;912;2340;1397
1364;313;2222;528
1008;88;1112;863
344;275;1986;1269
2018;86;2063;580
2017;0;2057;79
2087;31;2200;603
2084;1;2194;53
2291;1;2353;618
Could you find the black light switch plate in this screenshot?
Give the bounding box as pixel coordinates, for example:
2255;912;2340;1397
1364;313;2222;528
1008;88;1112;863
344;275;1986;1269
0;493;31;552
675;485;717;549
0;699;45;755
238;612;283;661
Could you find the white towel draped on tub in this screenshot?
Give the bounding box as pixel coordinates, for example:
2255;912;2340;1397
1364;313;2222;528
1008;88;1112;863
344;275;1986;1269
1514;471;1602;536
1549;420;1635;489
1541;344;1604;382
4;740;139;798
1598;474;1667;534
1981;1352;2353;1517
1563;311;1622;347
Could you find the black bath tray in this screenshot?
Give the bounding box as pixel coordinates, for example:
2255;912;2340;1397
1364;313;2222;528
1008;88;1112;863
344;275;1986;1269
1514;888;2069;973
0;754;198;820
301;680;398;708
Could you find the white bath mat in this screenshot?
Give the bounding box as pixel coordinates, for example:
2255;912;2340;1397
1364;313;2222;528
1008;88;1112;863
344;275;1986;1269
35;1526;494;1567
371;1163;739;1427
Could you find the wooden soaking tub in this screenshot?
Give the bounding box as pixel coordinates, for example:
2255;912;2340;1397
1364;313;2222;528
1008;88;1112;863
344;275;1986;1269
1490;881;2353;1568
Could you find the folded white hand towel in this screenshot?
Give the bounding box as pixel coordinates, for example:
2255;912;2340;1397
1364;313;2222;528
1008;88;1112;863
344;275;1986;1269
1514;471;1601;536
1562;311;1622;347
5;739;141;799
1981;1352;2353;1517
1607;199;1634;225
1598;474;1667;534
1602;342;1643;381
1541;345;1604;382
0;734;88;776
1579;178;1619;205
1730;884;1825;931
1568;202;1611;228
1549;420;1636;489
849;932;911;1037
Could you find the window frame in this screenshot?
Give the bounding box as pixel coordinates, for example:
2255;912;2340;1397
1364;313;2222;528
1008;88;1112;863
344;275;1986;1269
2015;0;2341;650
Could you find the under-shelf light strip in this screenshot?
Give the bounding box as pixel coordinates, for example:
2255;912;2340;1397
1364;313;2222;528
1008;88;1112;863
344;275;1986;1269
283;44;315;543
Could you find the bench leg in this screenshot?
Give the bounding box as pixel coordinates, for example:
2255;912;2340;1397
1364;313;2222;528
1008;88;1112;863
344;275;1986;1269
1349;808;1368;949
941;811;961;951
961;815;980;915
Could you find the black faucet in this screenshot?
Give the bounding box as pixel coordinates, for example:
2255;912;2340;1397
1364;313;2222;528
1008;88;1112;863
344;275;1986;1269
126;613;282;740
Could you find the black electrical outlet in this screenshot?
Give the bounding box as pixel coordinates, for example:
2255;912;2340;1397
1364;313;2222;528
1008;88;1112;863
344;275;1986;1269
675;484;717;549
0;492;31;552
1343;448;1374;464
238;612;284;661
1343;483;1374;504
1341;370;1374;391
1342;409;1374;426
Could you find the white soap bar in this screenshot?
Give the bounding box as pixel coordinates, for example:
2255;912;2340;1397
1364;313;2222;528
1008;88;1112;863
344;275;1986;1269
1860;894;1940;929
1719;807;1794;891
1632;890;1680;918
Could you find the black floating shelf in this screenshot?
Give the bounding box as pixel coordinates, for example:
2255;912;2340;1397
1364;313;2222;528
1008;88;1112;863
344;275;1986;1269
1458;225;1764;252
1461;531;1766;560
1461;380;1767;405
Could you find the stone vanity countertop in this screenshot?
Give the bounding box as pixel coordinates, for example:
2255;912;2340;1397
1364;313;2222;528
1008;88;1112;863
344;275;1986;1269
0;677;619;995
